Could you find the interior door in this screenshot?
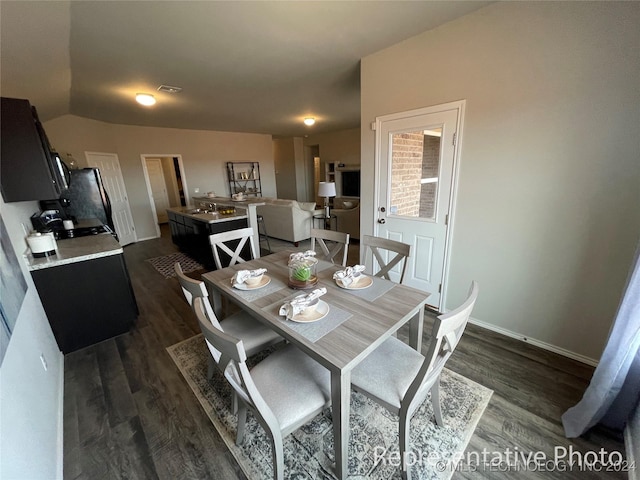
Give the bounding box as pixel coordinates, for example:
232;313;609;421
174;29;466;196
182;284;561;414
375;105;461;309
145;158;170;224
85;152;137;246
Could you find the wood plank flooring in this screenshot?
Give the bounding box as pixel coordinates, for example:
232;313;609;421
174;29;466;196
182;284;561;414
63;226;626;479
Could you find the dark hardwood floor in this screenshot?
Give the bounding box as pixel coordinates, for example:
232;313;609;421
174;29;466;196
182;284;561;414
63;226;626;479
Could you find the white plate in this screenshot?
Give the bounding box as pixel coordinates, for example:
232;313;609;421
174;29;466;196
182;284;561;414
233;275;271;290
336;275;373;290
288;300;329;323
231;198;246;202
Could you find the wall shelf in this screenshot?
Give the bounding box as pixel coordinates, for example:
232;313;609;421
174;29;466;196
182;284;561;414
227;162;262;197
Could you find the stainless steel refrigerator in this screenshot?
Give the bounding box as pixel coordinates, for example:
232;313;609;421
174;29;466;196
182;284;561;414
60;168;115;231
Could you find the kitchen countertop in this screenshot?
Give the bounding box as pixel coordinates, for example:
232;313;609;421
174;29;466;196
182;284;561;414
26;234;123;271
167;205;249;224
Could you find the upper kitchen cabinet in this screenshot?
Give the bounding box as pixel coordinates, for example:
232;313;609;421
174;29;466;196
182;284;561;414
1;97;69;202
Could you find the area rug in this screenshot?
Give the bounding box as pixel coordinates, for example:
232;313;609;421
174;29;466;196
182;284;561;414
146;252;204;278
168;334;493;480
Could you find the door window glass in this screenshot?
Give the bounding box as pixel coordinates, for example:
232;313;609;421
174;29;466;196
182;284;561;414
389;128;442;220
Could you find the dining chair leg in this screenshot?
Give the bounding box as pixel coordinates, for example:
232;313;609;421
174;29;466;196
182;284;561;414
431;381;444;427
268;430;285;480
231;392;239;415
236;403;247;445
399;412;412;480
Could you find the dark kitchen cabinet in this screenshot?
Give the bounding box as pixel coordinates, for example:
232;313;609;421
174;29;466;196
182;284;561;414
31;253;138;354
0;97;67;202
168;211;248;269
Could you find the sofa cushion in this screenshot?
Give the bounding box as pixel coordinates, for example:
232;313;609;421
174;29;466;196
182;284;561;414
298;202;317;212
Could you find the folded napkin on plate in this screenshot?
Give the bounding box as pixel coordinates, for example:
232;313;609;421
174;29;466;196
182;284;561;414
333;265;366;287
279;287;327;317
231;268;267;285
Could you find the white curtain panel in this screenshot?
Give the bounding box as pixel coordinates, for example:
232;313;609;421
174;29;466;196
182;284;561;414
562;240;640;437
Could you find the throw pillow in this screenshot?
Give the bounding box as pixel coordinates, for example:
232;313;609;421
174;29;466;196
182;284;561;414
342;201;354;209
298;202;317;212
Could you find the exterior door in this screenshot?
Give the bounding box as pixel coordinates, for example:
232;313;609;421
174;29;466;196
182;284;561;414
374;102;463;309
144;158;170;224
85;152;136;246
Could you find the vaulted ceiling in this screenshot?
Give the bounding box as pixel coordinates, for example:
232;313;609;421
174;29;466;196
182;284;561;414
1;1;490;136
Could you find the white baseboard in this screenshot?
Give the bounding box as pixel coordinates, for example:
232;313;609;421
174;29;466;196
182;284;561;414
468;317;599;367
135;235;158;242
57;355;65;480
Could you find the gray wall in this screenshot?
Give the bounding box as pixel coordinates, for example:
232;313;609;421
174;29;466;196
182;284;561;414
0;198;64;479
360;2;640;361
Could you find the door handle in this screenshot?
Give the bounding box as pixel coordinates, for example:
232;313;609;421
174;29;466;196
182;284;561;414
378;218;386;224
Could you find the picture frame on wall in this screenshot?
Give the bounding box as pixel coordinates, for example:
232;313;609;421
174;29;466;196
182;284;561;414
0;214;28;365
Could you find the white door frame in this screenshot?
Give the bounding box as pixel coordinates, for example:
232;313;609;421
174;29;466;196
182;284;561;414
373;100;465;311
140;154;188;238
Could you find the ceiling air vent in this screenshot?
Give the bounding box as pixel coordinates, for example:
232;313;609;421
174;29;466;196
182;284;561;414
157;85;182;93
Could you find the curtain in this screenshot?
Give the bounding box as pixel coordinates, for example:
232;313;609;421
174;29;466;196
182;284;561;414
562;239;640;438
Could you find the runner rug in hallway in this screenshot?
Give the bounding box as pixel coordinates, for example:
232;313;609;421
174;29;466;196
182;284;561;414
168;334;493;480
146;252;204;278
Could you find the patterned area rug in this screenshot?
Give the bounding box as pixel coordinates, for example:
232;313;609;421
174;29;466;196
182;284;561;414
146;252;204;278
168;334;492;480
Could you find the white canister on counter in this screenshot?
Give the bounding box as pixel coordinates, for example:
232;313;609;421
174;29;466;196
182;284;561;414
26;232;57;258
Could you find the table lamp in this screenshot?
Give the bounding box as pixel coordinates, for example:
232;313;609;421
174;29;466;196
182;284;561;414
318;181;336;218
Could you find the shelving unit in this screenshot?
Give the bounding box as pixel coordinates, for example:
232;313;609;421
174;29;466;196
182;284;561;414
227;162;262;197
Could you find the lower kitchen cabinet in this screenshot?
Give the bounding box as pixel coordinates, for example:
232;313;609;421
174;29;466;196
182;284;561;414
168;210;248;268
31;253;138;354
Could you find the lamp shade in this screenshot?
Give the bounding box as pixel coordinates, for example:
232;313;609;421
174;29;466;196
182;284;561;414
318;182;336;198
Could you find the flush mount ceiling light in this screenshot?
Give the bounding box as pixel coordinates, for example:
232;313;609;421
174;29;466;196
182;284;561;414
304;117;316;126
135;93;156;106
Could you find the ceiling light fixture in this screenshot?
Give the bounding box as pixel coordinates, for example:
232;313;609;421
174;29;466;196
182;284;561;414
136;93;156;106
304;117;315;126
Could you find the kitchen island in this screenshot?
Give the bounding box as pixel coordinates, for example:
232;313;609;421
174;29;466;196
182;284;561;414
167;203;255;269
191;196;265;255
27;232;138;354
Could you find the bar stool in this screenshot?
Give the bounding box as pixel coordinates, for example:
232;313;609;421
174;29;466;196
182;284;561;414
257;214;271;254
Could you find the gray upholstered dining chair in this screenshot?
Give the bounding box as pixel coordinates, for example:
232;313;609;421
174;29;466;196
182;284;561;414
209;226;257;270
174;262;283;380
350;281;479;479
310;228;350;267
361;234;411;283
192;296;332;480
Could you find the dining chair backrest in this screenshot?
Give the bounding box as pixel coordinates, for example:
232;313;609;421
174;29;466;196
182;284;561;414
402;281;479;414
209;227;257;270
175;262;224;362
362;235;411;283
192;297;279;433
310;228;350;267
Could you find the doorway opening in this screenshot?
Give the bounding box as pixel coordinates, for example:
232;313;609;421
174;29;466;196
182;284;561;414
141;154;188;238
304;144;320;204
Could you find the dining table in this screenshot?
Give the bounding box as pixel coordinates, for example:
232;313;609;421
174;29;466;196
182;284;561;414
202;250;430;479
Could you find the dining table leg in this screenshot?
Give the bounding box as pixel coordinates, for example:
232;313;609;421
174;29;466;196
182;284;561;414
331;369;350;479
408;306;424;352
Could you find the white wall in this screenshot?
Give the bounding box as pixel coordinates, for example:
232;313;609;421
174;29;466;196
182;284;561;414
0;199;64;479
44;115;275;240
361;2;640;361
